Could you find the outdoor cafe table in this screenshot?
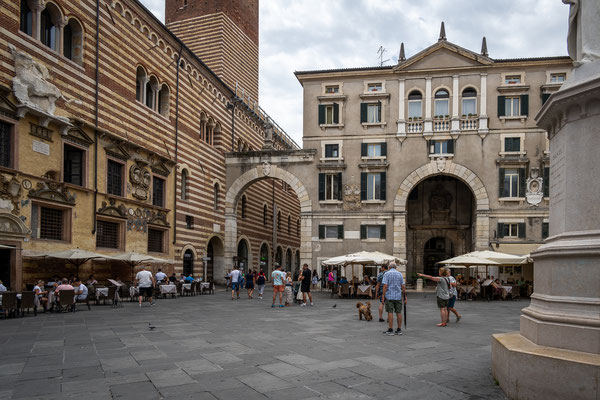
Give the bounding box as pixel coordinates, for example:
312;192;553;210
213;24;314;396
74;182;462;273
96;288;109;298
200;282;210;292
160;284;177;295
182;283;192;293
129;286;139;297
357;285;372;298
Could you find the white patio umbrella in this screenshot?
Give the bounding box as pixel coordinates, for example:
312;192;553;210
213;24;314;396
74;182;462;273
322;251;406;266
43;248;116;277
467;250;529;265
438;254;500;266
111;252;173;281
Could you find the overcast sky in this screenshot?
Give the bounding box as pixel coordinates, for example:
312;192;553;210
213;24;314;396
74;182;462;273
140;0;570;146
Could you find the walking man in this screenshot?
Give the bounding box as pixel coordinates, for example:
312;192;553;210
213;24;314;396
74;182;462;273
271;263;285;308
374;264;388;322
228;266;241;300
446;271;462;323
381;262;406;335
135;266;156;307
300;263;313;306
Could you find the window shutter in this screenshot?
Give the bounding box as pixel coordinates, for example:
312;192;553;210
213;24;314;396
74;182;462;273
361;143;368;157
333;103;339;124
381;142;387;157
337;225;344;239
380;172;386;201
360;103;368;123
518;168;527;197
520;94;529;116
337;172;343;200
498;168;506;198
377;100;382;122
504;138;512;152
447;139;454;154
360;172;367;201
380;225;386;240
518;222;526;239
318;104;325;125
31;205;38;239
542;222;549;239
543;167;549;197
318;173;325;201
325;145;332;158
497;96;506;117
318;225;325;239
541;93;551;105
497;223;504;238
360;225;366;239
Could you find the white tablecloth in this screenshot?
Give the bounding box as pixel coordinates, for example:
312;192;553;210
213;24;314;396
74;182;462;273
501;286;513;294
160;285;177;294
200;282;210;290
182;283;192;291
96;288;109;297
129;287;139;297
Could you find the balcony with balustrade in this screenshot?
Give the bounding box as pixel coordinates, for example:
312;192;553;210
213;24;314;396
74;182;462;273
406;118;423;133
433;116;450;132
460;115;479;131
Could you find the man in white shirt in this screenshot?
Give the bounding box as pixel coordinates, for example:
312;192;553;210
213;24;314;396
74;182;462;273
155;269;167;283
135;267;156;307
74;278;88;301
228;267;241;300
0;280;6;292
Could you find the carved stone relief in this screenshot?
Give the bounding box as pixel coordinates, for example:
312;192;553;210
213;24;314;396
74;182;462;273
97;198;127;218
428;184;452;223
526;168;544;206
0;211;31;238
0;175;23;215
126;207;170;233
28;181;75;205
343;184;362;210
129;163;151;201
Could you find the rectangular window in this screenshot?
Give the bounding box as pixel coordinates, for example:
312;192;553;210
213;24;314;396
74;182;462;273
505;75;521;85
367;144;382;157
96;220;120;249
185;215;194;229
367;103;381;123
550;73;566;83
319;225;344;240
503;223;519;238
64;144;84;186
40;207;64;241
107;160;123;196
325;85;339;94
542;222;549;239
430;140;454;155
148;228;165;253
361;225;386;240
367;173;381;200
462;98;476;115
0;121;12;168
152;176;165;208
503;169;519;198
324;144;339;158
319;104;339;125
504;137;521;153
408;100;422;118
505;97;520;117
367;83;382;92
325;105;334;124
325;173;339;201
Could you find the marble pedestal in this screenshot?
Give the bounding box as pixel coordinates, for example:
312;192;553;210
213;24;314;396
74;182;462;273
492;63;600;400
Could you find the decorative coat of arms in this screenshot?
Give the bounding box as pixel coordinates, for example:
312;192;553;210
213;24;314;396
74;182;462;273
526;168;544;206
343;184;362;210
129;164;151;201
261;161;271;176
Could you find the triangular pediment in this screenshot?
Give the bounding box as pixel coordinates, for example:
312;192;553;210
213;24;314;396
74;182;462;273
66;127;94;147
104;143;130;161
394;41;493;72
0;88;18;119
151;160;171;177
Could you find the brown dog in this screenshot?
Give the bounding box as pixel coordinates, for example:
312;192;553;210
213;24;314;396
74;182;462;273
356;302;373;321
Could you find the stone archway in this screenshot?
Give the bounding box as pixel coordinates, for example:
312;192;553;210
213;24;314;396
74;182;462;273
223;164;312;284
393;160;490;269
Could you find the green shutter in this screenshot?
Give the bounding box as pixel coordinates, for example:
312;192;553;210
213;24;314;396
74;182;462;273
333;103;339;124
380;172;386;201
518;168;527;197
447;139;454;154
360;225;366;239
497;96;506;117
498;168;505;198
361;143;368;157
497;223;505;238
360;172;367;201
541;93;551;105
360;103;368;123
377;100;382;122
318;225;325;239
318;173;325;201
337;172;343;200
380;225;386;240
520;94;529;116
518;222;526;239
381;142;387;157
542;222;549;239
318;105;325;125
337;225;344;239
31;205;38;239
543;167;549;197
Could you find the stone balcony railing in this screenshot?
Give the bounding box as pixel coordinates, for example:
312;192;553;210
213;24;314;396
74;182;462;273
460;116;479;131
433;117;450;132
406;120;423;133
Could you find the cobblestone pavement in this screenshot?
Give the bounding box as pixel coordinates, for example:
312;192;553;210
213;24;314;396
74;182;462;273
0;287;524;399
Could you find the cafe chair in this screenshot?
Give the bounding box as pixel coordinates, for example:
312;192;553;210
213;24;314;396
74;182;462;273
1;292;18;318
74;294;91;311
20;291;37;316
339;283;350;298
57;290;75;312
510;285;521;301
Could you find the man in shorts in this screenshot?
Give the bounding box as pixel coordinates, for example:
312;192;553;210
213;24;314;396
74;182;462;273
228;267;241;300
374;264;388;322
271;263;285;308
135;266;156;307
381;262;406;336
299;263;313;306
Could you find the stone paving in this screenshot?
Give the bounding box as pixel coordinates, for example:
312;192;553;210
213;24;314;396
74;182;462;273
0;287;525;399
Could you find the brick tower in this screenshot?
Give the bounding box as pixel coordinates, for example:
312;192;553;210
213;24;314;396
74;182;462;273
166;0;259;102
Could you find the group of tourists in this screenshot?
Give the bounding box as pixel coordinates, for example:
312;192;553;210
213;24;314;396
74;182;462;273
418;268;462;327
226;267;267;300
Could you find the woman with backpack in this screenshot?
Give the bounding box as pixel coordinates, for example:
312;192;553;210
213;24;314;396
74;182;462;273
418;268;454;327
256;269;266;300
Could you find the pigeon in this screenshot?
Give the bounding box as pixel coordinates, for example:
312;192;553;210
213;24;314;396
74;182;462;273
332;304;337;308
148;323;156;331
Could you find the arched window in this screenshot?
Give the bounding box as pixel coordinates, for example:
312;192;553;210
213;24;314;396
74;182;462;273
407;90;423;119
63;18;83;65
213;183;219;210
263;204;268;225
158;84;170;117
135;66;146;102
146;76;158;110
461;88;477;116
277;211;281;231
180;169;188;200
241;195;247;219
40;4;62;51
199;112;207;140
237;139;243;151
286;248;292;271
20;0;33;36
275;246;283;266
434;89;450;117
206;118;215;145
183;249;194;276
287;215;291;234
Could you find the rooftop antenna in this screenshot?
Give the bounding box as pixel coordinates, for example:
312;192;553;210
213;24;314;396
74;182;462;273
377;46;390;66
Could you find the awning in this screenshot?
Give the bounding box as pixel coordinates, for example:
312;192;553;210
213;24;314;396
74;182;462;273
438;255;500;266
322;251;406;266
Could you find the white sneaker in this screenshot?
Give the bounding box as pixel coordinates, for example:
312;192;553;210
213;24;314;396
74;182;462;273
310;302;314;306
300;303;307;307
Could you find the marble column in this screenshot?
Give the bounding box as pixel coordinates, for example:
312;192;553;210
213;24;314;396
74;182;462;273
423;77;432;136
451;75;460;134
397;79;406;136
478;73;489;135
